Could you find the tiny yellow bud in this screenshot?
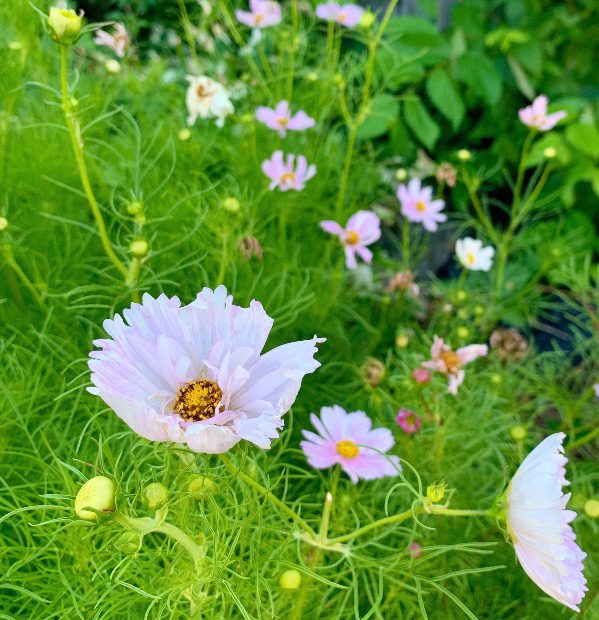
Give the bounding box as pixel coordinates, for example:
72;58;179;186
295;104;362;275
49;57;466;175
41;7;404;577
129;239;149;257
359;10;376;28
510;425;527;441
543;146;557;159
426;481;446;504
222;197;241;213
0;217;8;231
141;482;168;510
75;476;115;521
474;304;484;316
457;309;468;320
490;373;502;385
126;201;144;216
8;41;23;51
188;475;218;499
105;59;121;74
457;149;472;162
178;128;191;141
395;334;409;348
584;499;599;519
240;112;254;124
114;530;142;554
456;290;467;302
279;569;302;590
395;168;408;181
48;7;82;45
457;326;469;339
332;73;344;86
306;71;318;82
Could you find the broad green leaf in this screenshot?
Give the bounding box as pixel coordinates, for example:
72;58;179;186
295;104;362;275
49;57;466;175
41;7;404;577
507;55;535;100
426;69;464;130
456;52;502;105
565;124;599;160
357;94;399;140
404;97;440;149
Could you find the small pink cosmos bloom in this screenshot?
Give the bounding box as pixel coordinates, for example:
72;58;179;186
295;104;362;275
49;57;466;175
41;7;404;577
255;100;315;137
507;433;587;611
422;336;488;394
411;367;431;385
262;150;316;191
88;286;324;454
397;178;447;232
315;2;364;27
320;210;381;270
236;0;282;28
518;95;566;131
94;23;130;58
396;408;421;434
408;542;422;559
300;405;400;483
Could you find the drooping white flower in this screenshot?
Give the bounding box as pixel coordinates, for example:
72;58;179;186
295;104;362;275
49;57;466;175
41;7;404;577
88;287;324;454
507;433;587;612
455;237;495;271
185;76;234;127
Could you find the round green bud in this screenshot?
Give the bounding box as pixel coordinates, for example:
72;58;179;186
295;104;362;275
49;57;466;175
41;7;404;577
141;482;168;510
457;309;468;321
188;475;218;499
75;476;115;521
105;59;121;74
129;239;149;257
48;7;82;45
457;326;470;339
456;290;467;302
457;149;472;162
395;168;408;182
279;569;302;590
178;128;191;141
584;499;599;519
126;201;144;215
543;146;557;159
395;334;409;348
222;197;241;213
510;425;526;441
474;305;484;316
240;112;254;124
332;73;345;86
490;373;503;385
426;481;446;504
8;41;23;51
0;217;8;232
114;530;143;555
306;71;318;82
359;10;376;28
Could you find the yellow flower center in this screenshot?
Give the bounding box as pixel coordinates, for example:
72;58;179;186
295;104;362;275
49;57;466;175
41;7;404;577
280;171;296;183
338;12;347;21
440;350;461;374
466;251;476;265
345;230;360;245
415;200;427;212
255;12;264;24
336;440;359;459
174;379;223;421
277;117;289;126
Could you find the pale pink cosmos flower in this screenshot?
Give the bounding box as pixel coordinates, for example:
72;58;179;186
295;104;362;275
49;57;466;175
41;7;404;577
256;100;315;137
518;95;566;131
422;336;488;394
94;23;130;58
315;2;364;27
320;210;381;269
397;179;447;232
300;405;400;483
262;150;316;192
396;408;421;434
88;286;324;454
507;433;587;612
236;0;282;28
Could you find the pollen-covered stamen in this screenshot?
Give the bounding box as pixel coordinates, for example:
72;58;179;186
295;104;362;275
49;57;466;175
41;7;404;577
277;116;289;126
336;439;359;459
280;171;296;184
440;350;461;374
415;200;427;212
345;230;360;245
174;379;223;422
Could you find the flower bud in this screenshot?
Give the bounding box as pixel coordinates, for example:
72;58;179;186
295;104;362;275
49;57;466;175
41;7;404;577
105;59;121;74
332;73;345;87
8;41;23;51
75;476;115;521
141;482;168;510
457;149;472;162
48;7;82;45
411;367;430;385
584;499;599;519
240;112;254;124
490;373;502;385
395;168;408;181
188;475;218;499
306;71;318;82
129;239;149;257
359;10;376;28
360;357;385;388
457;326;470;339
178;128;191;141
114;530;143;554
510;425;527;441
457;309;468;320
543;146;557;159
0;217;8;232
222;197;241;213
426;481;446;504
408;542;422;558
395;334;409;348
279;569;302;589
474;304;484;316
126;201;144;216
456;290;467;302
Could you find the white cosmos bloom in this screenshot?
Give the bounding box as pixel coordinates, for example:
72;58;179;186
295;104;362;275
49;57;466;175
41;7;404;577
88;286;324;454
455;237;495;271
507;433;587;612
185;75;234;127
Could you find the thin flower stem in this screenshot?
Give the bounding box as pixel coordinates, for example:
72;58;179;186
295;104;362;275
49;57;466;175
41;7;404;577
329;506;422;544
177;0;199;67
402;219;411;269
461;166;497;244
2;245;44;307
215;231;229;286
512;129;536;213
60;46;129;281
286;0;299;100
218;453;317;537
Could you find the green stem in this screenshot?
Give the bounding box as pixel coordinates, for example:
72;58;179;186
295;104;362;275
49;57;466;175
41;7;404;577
215;232;229;286
329;506;422;544
401;219;411;269
126;256;142;303
218;453;316;537
461;166;497;244
286;0;298;100
177;0;199;67
59;46;128;280
512;129;536;213
2;245;44;307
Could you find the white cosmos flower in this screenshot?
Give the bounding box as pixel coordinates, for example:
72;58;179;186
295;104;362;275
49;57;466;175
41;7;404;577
185;75;234;127
455;237;495;271
88;286;324;454
507;433;587;612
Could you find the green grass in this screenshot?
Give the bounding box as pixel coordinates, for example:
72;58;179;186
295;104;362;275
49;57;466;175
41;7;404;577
1;1;598;618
